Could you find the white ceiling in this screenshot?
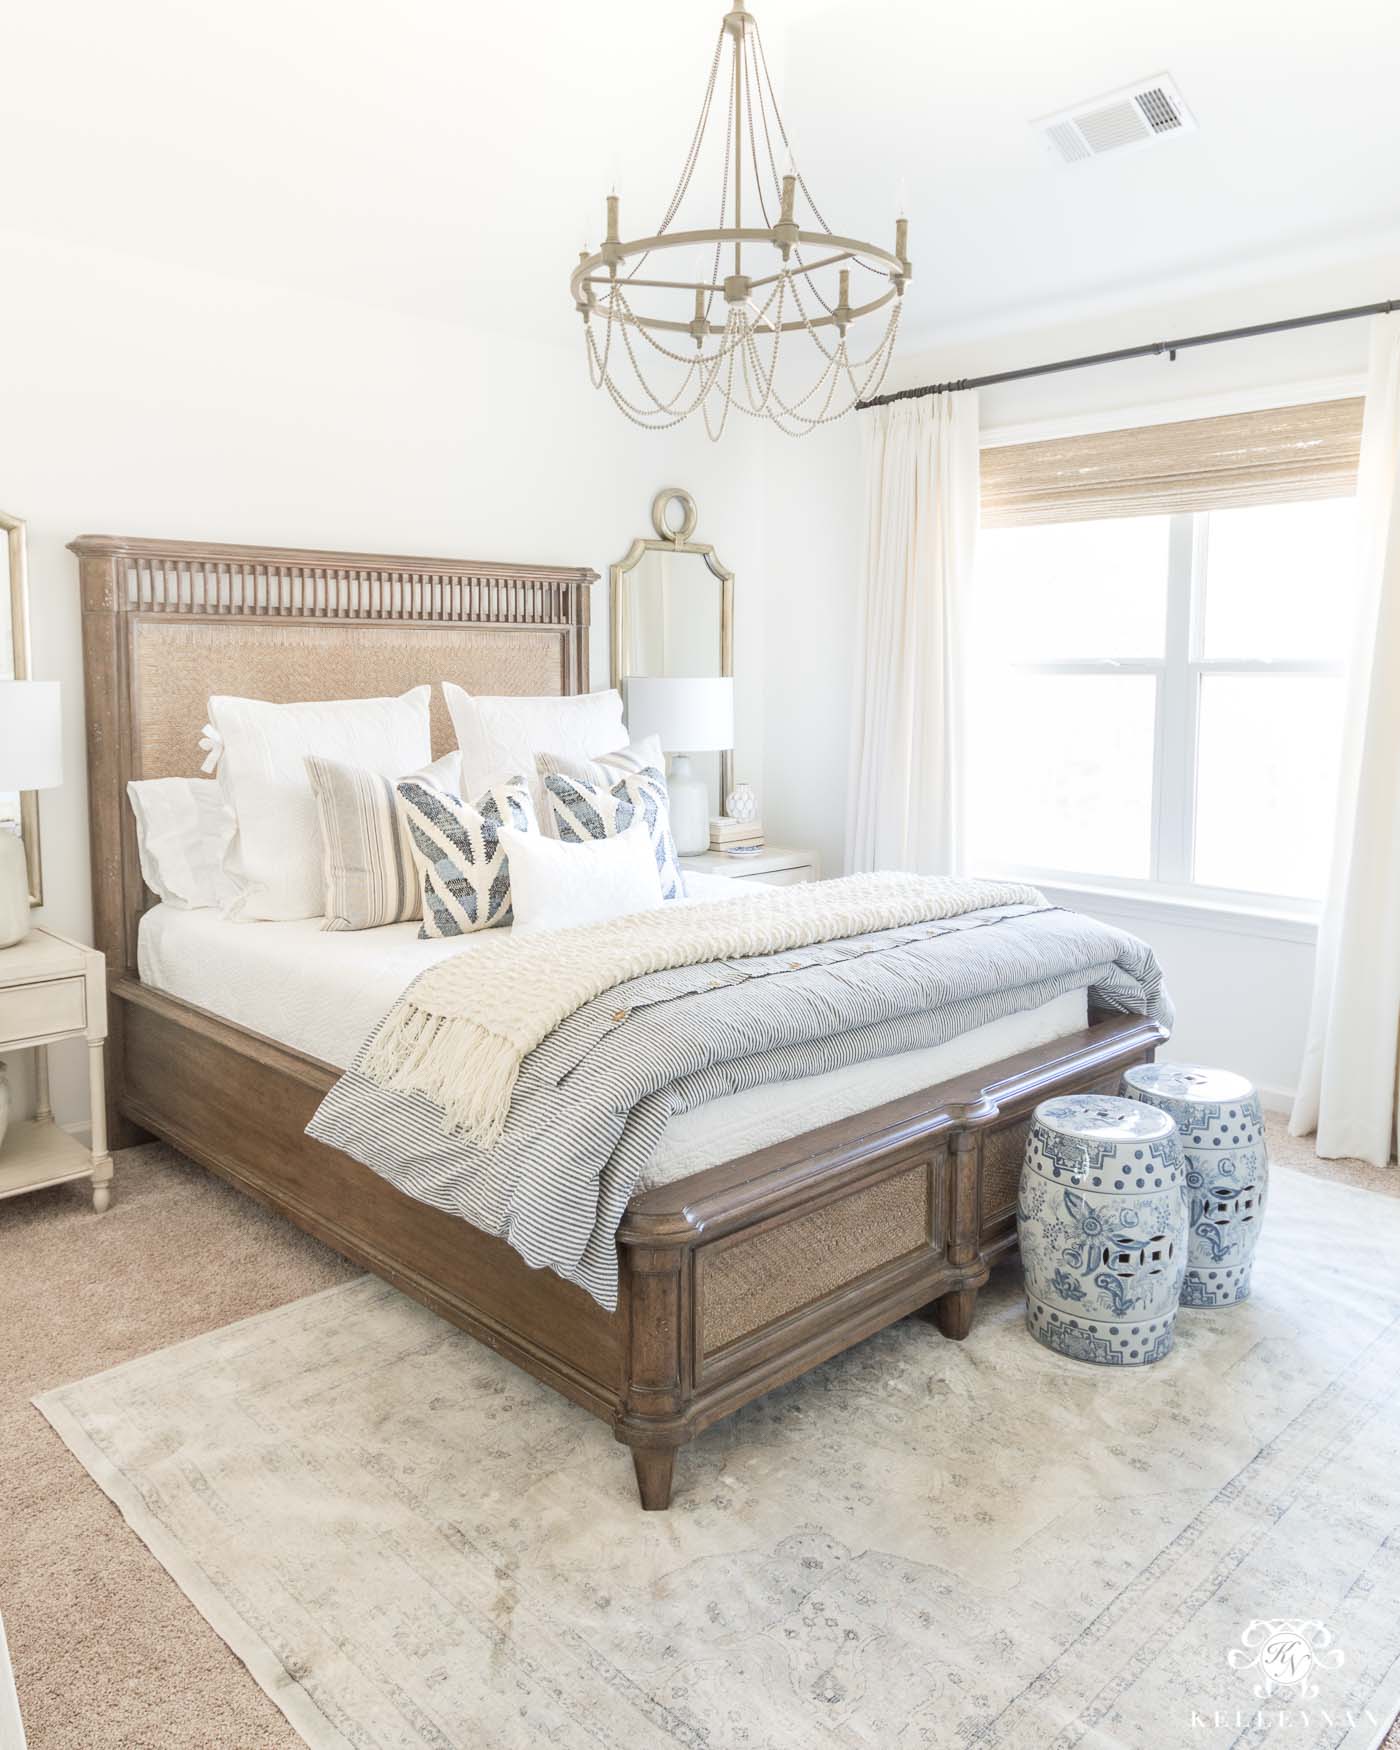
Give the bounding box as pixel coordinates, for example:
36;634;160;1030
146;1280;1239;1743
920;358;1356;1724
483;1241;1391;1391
7;0;1399;351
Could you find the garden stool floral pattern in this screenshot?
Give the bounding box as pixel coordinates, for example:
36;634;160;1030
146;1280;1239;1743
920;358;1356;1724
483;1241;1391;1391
1018;1093;1187;1366
1119;1063;1268;1307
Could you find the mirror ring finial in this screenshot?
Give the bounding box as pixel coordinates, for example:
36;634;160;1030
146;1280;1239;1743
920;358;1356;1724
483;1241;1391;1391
651;486;698;544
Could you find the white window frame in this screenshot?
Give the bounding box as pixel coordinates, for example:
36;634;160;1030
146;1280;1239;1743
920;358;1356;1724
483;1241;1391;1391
983;506;1346;915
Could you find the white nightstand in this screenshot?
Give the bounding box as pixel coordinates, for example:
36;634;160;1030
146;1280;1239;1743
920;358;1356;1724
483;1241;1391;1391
679;845;821;886
0;929;112;1213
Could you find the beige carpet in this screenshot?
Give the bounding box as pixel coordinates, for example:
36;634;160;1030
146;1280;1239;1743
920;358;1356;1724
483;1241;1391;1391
10;1123;1400;1750
1;1144;356;1748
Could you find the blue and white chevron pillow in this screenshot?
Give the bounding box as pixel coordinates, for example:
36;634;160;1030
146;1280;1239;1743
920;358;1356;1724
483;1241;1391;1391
395;775;537;937
540;761;682;902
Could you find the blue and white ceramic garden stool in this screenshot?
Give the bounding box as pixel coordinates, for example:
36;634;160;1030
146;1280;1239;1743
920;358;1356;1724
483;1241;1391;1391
1119;1064;1268;1307
1018;1093;1188;1366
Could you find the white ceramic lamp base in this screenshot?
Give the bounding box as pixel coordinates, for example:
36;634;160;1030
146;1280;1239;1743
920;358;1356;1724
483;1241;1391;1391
667;754;710;857
0;830;29;948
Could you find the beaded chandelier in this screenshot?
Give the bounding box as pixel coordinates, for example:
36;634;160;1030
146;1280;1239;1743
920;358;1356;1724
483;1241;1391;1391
570;0;910;439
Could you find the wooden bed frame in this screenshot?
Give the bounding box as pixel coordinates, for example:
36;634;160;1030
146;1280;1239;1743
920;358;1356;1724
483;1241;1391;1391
75;533;1168;1510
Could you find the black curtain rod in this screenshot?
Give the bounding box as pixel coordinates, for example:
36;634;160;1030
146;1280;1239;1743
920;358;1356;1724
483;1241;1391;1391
856;297;1399;410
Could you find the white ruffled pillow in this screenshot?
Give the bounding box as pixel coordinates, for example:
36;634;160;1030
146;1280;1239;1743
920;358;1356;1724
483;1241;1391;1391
127;778;237;911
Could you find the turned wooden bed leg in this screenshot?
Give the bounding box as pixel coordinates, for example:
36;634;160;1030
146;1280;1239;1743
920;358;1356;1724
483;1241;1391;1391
929;1130;989;1342
631;1447;676;1511
619;1241;686;1509
933;1285;979;1341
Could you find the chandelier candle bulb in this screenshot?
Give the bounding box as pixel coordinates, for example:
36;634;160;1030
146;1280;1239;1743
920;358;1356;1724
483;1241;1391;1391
836;269;852;333
775;173;799;259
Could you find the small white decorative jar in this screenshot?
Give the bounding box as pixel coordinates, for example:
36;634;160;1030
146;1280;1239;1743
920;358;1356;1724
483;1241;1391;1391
1119;1063;1268;1307
1018;1093;1188;1366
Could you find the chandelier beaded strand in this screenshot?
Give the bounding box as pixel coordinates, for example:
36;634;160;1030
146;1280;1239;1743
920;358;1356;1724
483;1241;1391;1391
570;0;909;439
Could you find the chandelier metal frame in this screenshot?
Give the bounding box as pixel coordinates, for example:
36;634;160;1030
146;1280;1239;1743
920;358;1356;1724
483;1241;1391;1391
569;0;911;438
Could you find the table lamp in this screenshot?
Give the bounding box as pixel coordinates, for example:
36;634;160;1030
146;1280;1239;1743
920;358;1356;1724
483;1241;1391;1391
0;681;61;947
623;676;734;856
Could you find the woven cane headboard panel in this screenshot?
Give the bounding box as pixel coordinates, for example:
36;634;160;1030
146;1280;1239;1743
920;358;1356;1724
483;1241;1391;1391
129;621;569;778
73;534;596;972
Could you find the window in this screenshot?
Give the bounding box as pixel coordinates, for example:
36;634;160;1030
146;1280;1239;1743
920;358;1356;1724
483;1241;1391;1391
966;495;1359;907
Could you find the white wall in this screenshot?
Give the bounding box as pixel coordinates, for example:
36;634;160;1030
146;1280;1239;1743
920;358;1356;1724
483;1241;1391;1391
758;421;863;878
0;227;766;1126
761;249;1400;1105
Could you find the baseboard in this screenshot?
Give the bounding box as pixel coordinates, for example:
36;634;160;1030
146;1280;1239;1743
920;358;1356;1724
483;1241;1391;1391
1256;1086;1295;1117
60;1119;93;1147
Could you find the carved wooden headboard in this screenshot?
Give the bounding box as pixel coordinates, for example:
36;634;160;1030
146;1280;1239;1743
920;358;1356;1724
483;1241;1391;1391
73;534;596;979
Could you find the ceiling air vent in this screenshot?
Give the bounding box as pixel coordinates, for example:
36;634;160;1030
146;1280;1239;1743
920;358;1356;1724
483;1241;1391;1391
1038;76;1196;165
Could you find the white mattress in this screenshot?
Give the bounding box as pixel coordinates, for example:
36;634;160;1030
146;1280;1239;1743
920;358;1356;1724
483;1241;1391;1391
138;902;1088;1185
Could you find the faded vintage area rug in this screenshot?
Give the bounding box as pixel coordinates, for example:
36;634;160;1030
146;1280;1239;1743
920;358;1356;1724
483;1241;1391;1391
36;1164;1400;1750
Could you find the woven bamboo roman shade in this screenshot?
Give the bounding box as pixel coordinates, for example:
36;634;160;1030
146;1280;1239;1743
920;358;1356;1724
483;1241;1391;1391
981;397;1364;527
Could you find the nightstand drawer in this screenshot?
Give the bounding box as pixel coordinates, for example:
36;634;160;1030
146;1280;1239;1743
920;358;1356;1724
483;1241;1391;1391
0;976;86;1043
748;865;814;886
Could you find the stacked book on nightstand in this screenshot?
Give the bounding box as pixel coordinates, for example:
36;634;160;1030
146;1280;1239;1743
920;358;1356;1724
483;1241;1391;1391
709;815;765;857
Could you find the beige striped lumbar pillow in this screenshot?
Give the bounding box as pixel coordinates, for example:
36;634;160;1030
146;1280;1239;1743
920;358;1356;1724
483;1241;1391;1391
305;750;460;931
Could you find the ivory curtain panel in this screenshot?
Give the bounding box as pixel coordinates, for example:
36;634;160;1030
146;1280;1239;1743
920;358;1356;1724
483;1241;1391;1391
1290;316;1400;1167
846;391;980;875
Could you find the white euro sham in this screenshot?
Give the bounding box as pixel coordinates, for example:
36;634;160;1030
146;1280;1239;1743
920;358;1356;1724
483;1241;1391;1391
442;683;626;804
210;687;433;921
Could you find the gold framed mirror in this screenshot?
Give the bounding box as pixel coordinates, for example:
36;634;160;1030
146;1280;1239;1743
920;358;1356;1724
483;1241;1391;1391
610;487;735;806
1;511;43;905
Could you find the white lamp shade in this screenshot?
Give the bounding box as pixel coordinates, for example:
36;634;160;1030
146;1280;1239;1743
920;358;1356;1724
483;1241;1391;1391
623;676;734;754
0;681;62;791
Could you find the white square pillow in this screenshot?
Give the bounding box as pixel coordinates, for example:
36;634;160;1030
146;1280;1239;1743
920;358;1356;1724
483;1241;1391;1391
442;684;626;800
500;821;664;938
211;688;432;921
127;777;237;910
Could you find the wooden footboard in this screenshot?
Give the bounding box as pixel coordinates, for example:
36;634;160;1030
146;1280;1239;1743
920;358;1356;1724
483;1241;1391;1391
613;1008;1166;1505
110;973;1163;1510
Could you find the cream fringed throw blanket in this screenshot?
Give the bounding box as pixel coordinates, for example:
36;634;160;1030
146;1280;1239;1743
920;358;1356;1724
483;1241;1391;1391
359;872;1045;1146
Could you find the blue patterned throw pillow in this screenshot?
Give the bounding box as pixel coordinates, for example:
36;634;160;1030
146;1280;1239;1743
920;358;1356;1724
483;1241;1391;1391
395;775;536;937
542;765;682;901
